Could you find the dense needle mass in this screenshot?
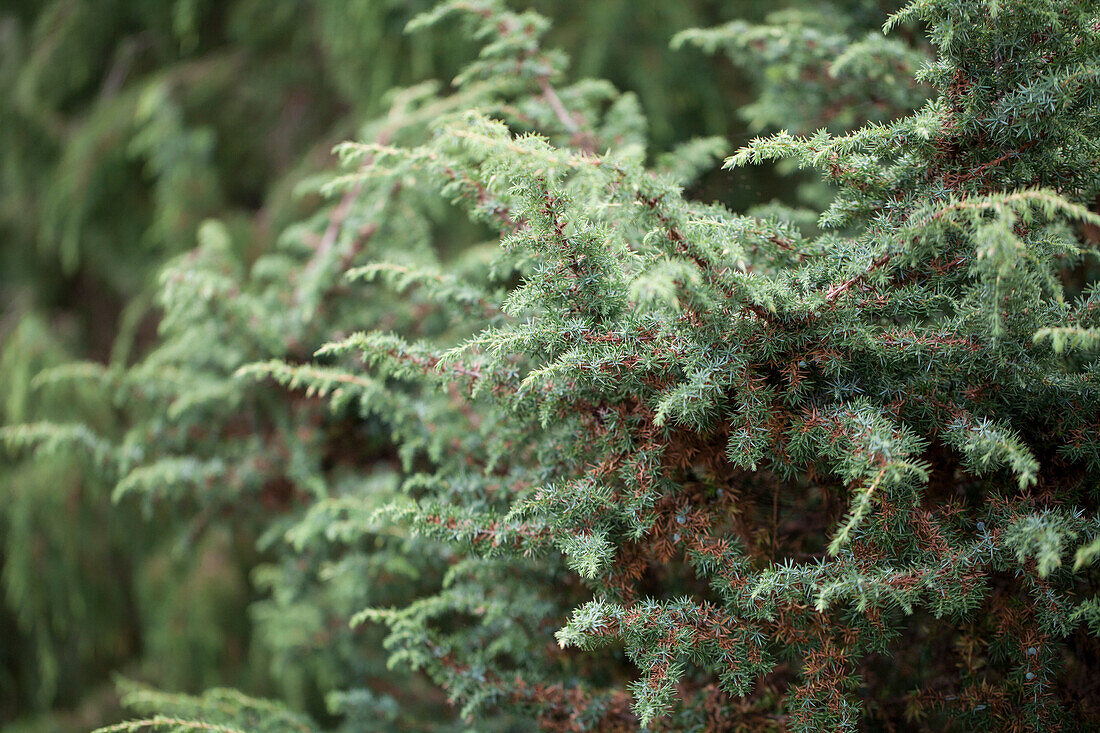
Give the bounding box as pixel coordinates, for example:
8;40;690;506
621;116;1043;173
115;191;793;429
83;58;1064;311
4;0;1100;730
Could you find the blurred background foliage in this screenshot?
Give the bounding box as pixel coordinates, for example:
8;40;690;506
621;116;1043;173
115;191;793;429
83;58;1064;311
0;0;915;729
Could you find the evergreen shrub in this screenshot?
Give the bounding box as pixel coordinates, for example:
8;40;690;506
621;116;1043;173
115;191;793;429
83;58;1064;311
6;0;1100;730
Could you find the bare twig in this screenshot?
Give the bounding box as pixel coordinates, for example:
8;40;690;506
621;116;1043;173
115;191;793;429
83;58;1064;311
539;77;579;133
826;252;894;303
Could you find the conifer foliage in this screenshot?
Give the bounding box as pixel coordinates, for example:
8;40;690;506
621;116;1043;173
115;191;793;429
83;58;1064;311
0;1;741;728
6;0;1100;730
